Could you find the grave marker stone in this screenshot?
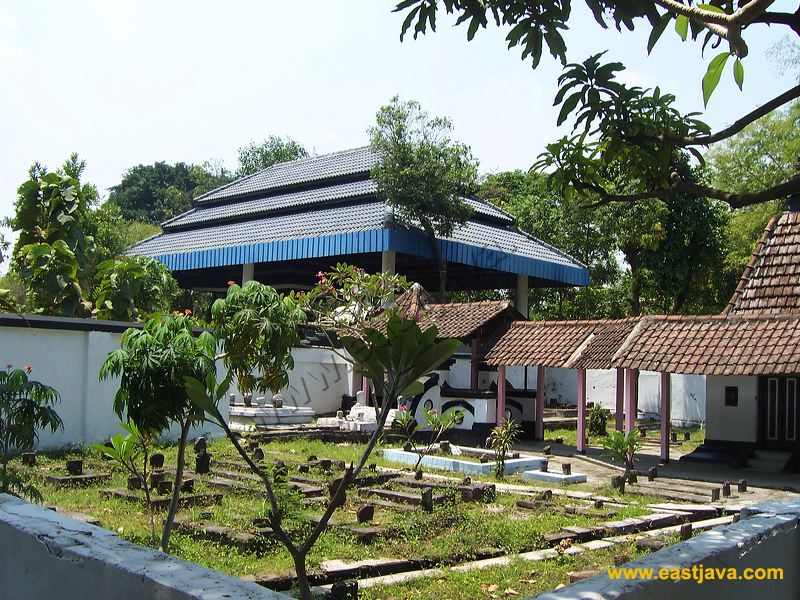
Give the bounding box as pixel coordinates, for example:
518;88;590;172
150;453;165;469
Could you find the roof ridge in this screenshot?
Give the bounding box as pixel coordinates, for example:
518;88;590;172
193;146;373;203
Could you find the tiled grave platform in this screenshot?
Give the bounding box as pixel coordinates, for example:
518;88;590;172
382;447;546;475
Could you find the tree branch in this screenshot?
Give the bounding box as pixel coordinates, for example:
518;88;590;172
622;84;800;147
580;172;800;209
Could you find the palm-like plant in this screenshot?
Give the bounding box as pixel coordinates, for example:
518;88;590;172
601;430;642;493
488;418;522;478
0;365;62;501
91;420;158;544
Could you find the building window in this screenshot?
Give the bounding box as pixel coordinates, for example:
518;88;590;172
724;386;738;407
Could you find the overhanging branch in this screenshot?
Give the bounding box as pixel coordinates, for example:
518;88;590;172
621;84;800;147
579;173;800;209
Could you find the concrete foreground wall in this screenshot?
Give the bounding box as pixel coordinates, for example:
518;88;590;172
533;499;800;600
0;494;289;599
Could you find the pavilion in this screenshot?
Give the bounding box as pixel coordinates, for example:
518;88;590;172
127;147;589;314
485;208;800;470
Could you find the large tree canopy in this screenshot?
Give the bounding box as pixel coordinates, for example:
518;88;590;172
236;136;309;178
370;96;479;298
108;161;233;225
394;0;800;210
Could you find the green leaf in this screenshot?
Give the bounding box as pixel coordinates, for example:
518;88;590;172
733;58;744;91
674;14;689;41
647;13;671;54
184;376;220;423
400;380;425;397
557;91;582;126
702;52;731;106
697;3;727;14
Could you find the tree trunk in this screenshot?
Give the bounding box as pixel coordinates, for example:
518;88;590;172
160;419;190;552
628;252;642;317
422;221;446;301
671;260;695;314
141;444;156;545
293;551;312;600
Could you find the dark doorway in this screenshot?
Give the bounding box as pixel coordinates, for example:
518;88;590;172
758;376;799;451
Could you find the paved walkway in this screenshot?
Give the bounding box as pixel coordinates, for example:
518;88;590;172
514;439;800;503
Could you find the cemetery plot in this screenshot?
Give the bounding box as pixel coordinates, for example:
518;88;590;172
8;435;742;599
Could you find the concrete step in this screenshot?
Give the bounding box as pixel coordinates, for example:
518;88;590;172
746;453;789;472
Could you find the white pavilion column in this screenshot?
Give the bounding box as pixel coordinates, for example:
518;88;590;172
660;371;671;464
496;365;507;426
515;274;529;318
535;365;546;440
576;368;587;454
242;262;255;284
381;250;396;275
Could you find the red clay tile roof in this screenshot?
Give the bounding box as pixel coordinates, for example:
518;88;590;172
487;313;800;375
485;318;641;369
391;283;523;340
725;211;800;315
610;313;800;375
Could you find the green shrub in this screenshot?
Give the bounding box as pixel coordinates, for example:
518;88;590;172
588;404;609;437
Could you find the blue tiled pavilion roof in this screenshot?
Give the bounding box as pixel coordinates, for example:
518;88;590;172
128;147;589;287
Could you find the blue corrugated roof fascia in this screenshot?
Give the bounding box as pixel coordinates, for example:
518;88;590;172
385;230;589;286
152;228;589;287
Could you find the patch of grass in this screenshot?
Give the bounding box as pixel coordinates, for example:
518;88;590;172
360;543;649;600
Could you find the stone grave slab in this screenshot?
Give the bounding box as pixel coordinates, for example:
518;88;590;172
522;469;587;485
44;472;111;488
100;488;222;508
382;448;545;475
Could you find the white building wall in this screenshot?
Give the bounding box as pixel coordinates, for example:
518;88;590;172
275;347;357;414
545;368;706;426
705;375;758;443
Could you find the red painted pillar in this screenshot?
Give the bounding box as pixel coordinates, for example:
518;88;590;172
361;376;370;406
660;371;671;464
577;368;587;454
470;336;479;391
535;365;546;440
496;365;506;426
615;368;625;432
624;368;638;435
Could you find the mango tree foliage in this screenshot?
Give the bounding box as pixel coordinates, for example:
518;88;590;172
370;96;478;298
394;0;800;210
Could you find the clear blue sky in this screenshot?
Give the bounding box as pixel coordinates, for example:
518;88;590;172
0;0;793;259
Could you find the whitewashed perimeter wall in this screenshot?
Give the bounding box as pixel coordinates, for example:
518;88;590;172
0;319;360;448
0;322;231;449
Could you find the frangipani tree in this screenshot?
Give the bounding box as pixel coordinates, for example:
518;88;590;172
186;308;459;600
99;313;216;552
